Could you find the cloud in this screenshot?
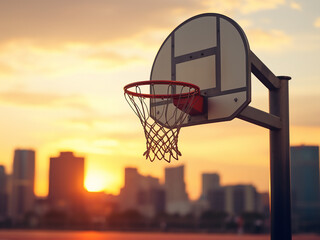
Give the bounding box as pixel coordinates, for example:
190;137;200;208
64;112;142;137
0;41;77;76
0;0;289;46
0;0;201;45
0;90;92;111
85;47;147;67
204;0;285;14
237;19;253;29
290;2;302;11
247;28;293;52
314;17;320;28
54;138;119;155
0;62;15;75
290;94;320;127
240;0;285;14
0;40;149;83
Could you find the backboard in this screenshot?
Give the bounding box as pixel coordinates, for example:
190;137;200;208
150;13;251;127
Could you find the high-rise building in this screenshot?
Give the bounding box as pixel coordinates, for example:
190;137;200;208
208;184;261;216
119;167;142;211
0;165;8;220
119;167;164;217
48;151;85;210
9;149;35;223
165;165;190;215
290;145;320;231
201;173;220;200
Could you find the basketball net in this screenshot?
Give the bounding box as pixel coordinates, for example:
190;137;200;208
124;81;200;162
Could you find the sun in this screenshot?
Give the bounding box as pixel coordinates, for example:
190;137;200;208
84;170;110;192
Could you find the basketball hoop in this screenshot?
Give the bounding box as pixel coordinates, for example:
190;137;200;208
124;80;203;162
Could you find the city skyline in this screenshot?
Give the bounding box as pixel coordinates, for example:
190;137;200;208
1;147;318;231
2;144;319;201
0;156;272;231
0;148;274;199
0;1;320;199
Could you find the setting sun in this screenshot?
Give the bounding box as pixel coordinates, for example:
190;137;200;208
85;170;111;192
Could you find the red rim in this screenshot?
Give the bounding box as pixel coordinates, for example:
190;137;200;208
124;80;200;99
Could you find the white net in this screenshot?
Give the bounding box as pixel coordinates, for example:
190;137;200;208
124;82;198;162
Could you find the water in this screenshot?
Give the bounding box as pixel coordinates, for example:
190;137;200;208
0;230;319;240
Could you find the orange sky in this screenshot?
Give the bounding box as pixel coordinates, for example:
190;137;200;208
0;0;319;200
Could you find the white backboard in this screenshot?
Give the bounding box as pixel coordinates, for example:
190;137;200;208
150;13;251;127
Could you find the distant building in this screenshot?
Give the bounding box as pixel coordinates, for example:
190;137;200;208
208;184;261;216
0;165;8;220
48;151;85;211
9;149;35;223
201;173;220;200
194;173;221;217
290;145;320;232
119;168;142;211
119;167;164;218
165;165;190;215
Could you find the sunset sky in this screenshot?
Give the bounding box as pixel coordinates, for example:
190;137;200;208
0;0;319;199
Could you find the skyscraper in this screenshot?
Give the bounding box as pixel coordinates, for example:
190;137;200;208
48;151;85;210
9;149;35;223
119;167;164;217
119;167;143;211
194;173;221;216
290;145;320;231
165;165;190;215
207;184;261;216
201;173;220;200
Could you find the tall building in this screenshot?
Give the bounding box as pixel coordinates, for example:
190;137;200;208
290;145;320;231
119;167;164;217
165;165;190;215
201;173;220;200
194;173;220;217
120;167;140;211
208;184;261;216
48;151;85;210
0;165;8;220
9;149;35;223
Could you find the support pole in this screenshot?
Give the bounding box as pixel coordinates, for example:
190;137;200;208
269;76;292;240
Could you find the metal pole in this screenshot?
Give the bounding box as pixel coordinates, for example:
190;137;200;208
269;76;292;240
